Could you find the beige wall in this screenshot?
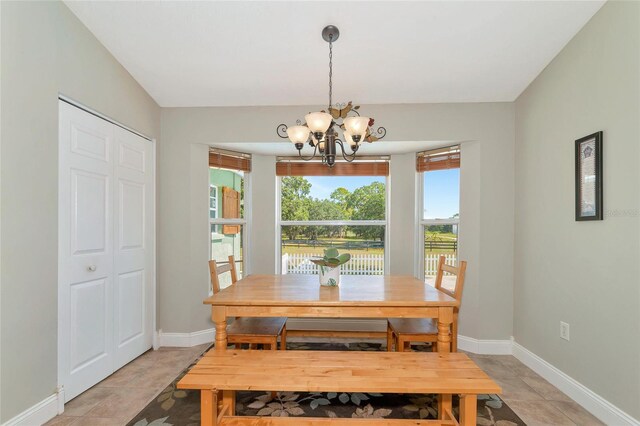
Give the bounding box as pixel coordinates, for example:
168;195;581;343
389;153;417;276
514;1;640;419
158;102;515;340
0;1;161;422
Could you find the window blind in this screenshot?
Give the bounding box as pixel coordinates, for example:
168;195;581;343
276;161;389;177
416;146;460;172
209;149;251;172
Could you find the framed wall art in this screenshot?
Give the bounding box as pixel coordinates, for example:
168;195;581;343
575;131;603;221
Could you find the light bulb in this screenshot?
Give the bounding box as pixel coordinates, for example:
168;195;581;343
344;116;369;142
286;125;310;144
305;112;332;134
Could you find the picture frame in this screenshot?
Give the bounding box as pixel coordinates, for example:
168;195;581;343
575;131;603;221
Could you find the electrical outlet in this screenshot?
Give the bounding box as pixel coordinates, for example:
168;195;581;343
560;321;570;341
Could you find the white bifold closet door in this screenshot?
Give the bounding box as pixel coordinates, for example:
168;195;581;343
58;100;154;402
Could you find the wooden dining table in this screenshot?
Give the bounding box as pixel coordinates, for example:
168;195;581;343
204;274;459;353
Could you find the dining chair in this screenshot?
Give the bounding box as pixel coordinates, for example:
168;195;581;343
387;255;467;352
209;255;287;350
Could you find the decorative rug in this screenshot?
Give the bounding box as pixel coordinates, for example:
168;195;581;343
128;342;524;426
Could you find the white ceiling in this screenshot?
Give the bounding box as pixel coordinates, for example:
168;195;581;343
212;140;455;157
65;1;604;108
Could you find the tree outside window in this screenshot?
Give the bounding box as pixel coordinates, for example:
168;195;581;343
280;175;386;275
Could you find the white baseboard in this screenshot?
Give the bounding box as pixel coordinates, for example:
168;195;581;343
512;342;639;426
2;387;63;426
152;329;160;350
457;335;513;355
158;328;215;347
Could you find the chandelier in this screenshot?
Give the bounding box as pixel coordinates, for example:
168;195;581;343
276;25;386;167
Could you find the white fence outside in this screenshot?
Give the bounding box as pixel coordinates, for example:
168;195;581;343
425;253;457;276
282;253;457;276
282;253;384;275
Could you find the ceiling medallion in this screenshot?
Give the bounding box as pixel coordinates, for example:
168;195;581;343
276;25;387;167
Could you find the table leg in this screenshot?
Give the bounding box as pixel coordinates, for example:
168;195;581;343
459;394;477;426
438;394;452;420
211;306;228;411
437;306;453;353
200;389;217;426
212;306;227;351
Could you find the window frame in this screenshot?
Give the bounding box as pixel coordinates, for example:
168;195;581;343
275;175;390;275
209;184;218;219
208;167;251;294
415;169;460;282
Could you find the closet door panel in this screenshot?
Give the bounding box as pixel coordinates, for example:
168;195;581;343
59;101;115;401
113;126;154;369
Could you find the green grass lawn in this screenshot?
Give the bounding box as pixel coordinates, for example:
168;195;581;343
282;236;384;255
282;245;384;256
281;246;454;257
280;232;457;256
425;231;457;241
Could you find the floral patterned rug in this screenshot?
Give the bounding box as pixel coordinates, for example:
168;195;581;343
128;342;524;426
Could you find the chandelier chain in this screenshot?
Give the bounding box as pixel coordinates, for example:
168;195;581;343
328;35;333;110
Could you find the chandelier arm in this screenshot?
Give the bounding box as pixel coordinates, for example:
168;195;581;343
297;143;319;161
335;139;357;163
277;124;289;139
373;126;387;140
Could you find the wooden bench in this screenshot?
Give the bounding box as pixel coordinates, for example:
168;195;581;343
177;349;501;426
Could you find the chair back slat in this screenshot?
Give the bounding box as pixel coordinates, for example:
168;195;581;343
437;286;456;299
208;255;238;295
434;255;467;310
441;264;458;275
216;263;232;274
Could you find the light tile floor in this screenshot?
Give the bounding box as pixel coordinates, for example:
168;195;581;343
45;345;209;426
45;342;604;426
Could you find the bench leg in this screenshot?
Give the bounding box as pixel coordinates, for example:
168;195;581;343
386;323;393;352
459;394;477;426
201;389;218;426
438;394;452;421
